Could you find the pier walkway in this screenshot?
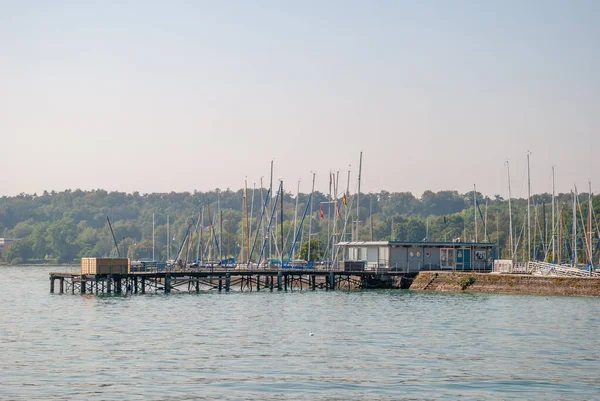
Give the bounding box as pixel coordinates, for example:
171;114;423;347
49;269;413;295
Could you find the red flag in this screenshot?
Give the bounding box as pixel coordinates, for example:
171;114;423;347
336;203;340;219
319;205;324;219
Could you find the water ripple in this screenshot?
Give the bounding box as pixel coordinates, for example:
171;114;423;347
1;266;600;400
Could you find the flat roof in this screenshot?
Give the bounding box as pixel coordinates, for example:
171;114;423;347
337;241;497;248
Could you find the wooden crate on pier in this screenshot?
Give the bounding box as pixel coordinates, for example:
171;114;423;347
81;258;130;275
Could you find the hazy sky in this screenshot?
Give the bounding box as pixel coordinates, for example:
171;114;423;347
1;1;598;198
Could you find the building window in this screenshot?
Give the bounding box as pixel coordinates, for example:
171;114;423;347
440;248;455;268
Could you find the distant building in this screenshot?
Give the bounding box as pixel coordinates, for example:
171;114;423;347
337;240;497;272
0;238;20;251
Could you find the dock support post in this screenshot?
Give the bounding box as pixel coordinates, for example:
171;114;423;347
141;277;145;294
50;277;55;293
134;276;138;294
330;272;335;290
72;279;75;294
218;278;222;292
225;274;231;292
115;278;122;294
107;278;112;294
59;278;64;294
277;271;282;291
81;280;86;294
256;275;260;291
196;278;200;293
269;275;274;291
165;274;171;294
284;273;288;291
311;275;316;291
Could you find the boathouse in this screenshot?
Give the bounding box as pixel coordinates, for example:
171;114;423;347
337;241;497;272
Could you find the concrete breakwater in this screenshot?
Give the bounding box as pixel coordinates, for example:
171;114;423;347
410;271;600;297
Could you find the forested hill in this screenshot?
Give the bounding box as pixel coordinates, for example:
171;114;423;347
0;189;597;264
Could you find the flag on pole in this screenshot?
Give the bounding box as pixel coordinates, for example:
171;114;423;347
336;203;340;219
319;205;324;219
343;194;347;206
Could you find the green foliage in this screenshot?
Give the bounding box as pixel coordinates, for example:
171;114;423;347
46;218;79;263
0;188;596;264
298;239;323;262
458;275;477;290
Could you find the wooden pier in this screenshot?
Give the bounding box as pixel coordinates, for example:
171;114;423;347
49;269;413;295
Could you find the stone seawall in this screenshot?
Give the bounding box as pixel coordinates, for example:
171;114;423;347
410;271;600;297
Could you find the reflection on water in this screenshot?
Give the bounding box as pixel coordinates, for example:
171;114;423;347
1;266;599;400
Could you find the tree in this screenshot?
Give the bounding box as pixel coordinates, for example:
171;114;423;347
46;218;79;263
5;238;34;264
298;239;323;262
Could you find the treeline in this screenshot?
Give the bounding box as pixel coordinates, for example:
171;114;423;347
0;189;598;264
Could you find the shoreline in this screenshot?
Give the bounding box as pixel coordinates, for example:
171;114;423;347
410;271;600;297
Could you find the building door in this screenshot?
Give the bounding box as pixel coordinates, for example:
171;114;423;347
456;248;471;270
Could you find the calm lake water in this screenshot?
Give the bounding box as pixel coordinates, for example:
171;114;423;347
1;266;599;400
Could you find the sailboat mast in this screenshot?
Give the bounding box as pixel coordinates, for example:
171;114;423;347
484;199;488;241
370;194;373;241
589;182;593;267
260;177;264;263
269;160;274;261
198;207;203;263
228;209;232;259
552;166;556;263
573;189;577;266
308;172;315;262
245;180;250;265
506;160;514;260
558;207;563;264
345;167;351;242
527;151;532;262
356;151;363;241
152;213;155;261
281;180;284;265
327;170;332;262
474;184;478;242
207;202;212;262
292;180;300;263
167;214;170;261
249;183;255;242
217;190;222;262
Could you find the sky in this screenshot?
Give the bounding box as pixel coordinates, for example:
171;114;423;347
1;0;598;198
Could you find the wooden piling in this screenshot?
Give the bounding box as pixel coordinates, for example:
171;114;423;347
165;275;171;294
225;274;231;292
50;277;55;293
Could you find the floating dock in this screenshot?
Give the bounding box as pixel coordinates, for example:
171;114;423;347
49;269;413;295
